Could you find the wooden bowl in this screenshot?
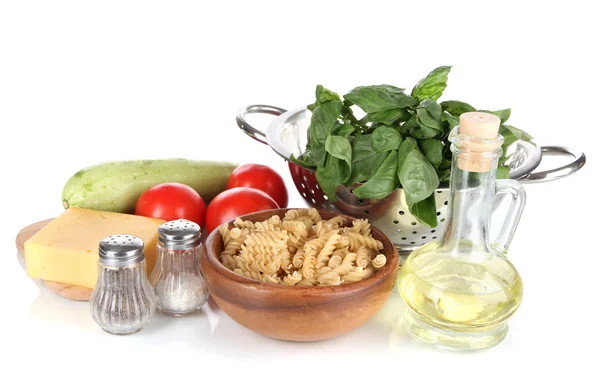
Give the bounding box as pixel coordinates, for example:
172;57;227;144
200;208;399;342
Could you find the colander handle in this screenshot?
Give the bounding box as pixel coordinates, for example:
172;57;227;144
518;146;586;183
236;105;288;145
490;179;527;257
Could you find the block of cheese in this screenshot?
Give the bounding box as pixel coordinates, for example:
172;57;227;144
24;208;165;289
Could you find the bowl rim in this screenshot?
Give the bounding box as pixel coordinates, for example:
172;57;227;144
203;208;400;295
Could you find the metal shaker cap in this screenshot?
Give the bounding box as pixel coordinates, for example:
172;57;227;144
99;235;145;267
158;219;201;250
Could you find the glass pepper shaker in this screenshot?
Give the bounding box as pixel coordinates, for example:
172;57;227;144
150;219;208;316
90;235;157;335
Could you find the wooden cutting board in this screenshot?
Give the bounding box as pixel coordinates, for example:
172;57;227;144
16;219;93;301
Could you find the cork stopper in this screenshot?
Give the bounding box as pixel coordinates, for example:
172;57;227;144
456;112;503;172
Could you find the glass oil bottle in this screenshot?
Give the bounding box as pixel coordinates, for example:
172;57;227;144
398;112;526;351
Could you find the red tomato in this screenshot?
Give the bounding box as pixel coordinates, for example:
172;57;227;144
135;183;206;227
226;164;288;208
205;187;278;233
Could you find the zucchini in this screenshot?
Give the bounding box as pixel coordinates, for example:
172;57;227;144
62;159;237;213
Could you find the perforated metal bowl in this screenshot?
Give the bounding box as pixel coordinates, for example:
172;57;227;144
237;105;586;252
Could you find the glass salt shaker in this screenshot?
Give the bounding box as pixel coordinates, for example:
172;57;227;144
150;219;208;316
90;235;157;335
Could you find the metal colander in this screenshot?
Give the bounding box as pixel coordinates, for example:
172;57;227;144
237;105;586;252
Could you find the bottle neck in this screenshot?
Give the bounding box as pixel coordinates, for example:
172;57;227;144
441;151;499;250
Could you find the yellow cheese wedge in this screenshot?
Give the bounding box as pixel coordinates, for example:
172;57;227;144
24;208;165;289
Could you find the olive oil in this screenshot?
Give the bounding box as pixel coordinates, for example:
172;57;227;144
398;114;527;350
399;243;523;332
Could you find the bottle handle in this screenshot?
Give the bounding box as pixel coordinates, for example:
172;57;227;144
489;179;527;256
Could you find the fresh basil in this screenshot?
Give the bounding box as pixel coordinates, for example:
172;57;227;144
345;85;417;113
292;66;534;227
418;139;443;168
408;194;438;227
331;120;355;138
398;149;440;204
325;135;352;168
441;100;476;116
418;99;443;120
443;111;460;129
416;108;443;131
496;165;510;179
305;100;344;165
411;66;452;101
353;150;399;199
368;108;411;125
316;84;341;103
480;108;511;124
501;124;534;143
397;137;418;174
371;126;403;152
316;154;350;201
345;135;388;185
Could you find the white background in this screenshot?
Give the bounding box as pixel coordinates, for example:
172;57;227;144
1;0;598;379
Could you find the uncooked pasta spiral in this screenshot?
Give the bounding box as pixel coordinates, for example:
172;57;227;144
284;209;309;221
244;231;288;250
356;246;372;269
292;248;306;269
233;217;255;230
345;232;383;252
326;216;346;228
315;233;340;269
262;274;280;284
282;271;302;286
301;247;317;279
308;208;322;223
317;271;341;286
372;254;387;269
327;249;345;268
341;266;365;283
282;220;306;233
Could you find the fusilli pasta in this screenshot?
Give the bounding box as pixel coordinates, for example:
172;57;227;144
218;209;388;287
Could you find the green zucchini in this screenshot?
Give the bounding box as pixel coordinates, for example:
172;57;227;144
62;159;237;213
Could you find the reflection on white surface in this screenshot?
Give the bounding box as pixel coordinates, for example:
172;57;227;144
20;252;512;355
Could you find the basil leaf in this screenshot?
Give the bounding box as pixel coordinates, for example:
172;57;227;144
345;135;388;185
418;139;443;168
480;108;511;124
416;108;444;131
352;150;399;199
316;154;350;201
441;100;476;116
371;126;403;152
408;194;438;227
418;99;442;121
325;135;352;168
443;111;459;129
437;168;451;183
397;137;418;179
345;85;417;113
307;100;344;165
411;66;452;101
412;117;442;139
331;120;355;138
400;114;418;136
399;149;440;204
438;158;451;170
368;108;411;125
316;85;341;103
496;165;510;179
501;124;534;142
